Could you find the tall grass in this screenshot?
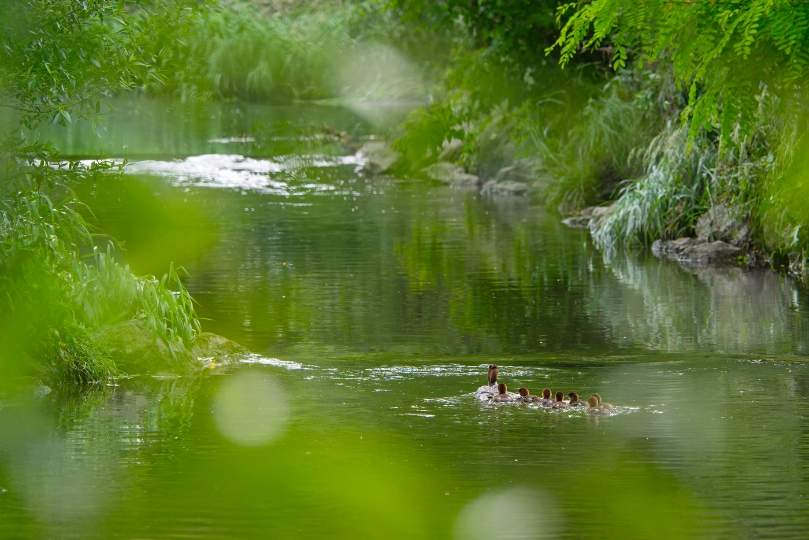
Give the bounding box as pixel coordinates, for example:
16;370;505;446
590;124;712;249
151;4;422;104
0;142;201;384
590;88;784;254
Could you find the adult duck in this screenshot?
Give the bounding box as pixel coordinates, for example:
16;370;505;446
473;364;499;399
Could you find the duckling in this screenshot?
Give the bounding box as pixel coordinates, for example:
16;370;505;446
492;383;513;403
538;387;553;407
586;395;603;414
517;387;539;404
593;393;613;411
552;391;569;409
567;392;586;406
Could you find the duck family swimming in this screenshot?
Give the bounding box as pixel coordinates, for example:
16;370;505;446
473;364;615;414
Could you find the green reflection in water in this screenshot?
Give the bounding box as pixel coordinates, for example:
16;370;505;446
2;100;809;538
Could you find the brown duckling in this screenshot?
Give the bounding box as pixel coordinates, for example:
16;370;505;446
538;387;553;407
517;387;539;404
552;391;569;409
586;395;602;414
567;392;586;407
593;393;613;411
587;394;612;414
492;383;513;403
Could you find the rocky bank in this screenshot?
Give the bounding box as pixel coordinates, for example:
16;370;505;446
94;320;251;376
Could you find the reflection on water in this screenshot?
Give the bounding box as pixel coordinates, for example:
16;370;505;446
599;255;809;354
3;99;809;538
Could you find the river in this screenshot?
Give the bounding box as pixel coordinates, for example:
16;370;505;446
2;99;809;539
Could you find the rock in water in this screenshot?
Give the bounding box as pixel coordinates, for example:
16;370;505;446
359;141;401;174
95;321;256;375
680;241;742;264
652;238;742;265
94;320;197;376
651;237;699;256
481;179;529;195
422;162;480;187
561;205;612;229
190;333;251;363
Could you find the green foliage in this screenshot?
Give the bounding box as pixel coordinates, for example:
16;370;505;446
529;70;668;211
0;0;204;385
388;0;567;67
591;124;712;248
0;0;203;129
149;3;425;104
135;264;200;348
392;93;471;169
549;0;809;143
152;7;353;102
0;140;201;383
591;96;778;251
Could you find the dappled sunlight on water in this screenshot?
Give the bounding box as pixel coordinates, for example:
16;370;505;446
125;153;366;195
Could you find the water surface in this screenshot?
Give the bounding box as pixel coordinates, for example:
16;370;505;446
2;100;809;539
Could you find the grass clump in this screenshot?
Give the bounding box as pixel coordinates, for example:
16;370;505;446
157;8;353;102
0;145;201;385
149;3;428;104
590;124;712;249
0;0;206;387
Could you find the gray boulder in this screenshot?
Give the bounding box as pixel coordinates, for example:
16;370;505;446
422;162;480;187
681;241;743;264
481;179;529;195
493;158;538;184
651;237;699;256
562;205;612;229
94;320;196;375
94;321;254;375
696;204;749;246
652;238;742;265
359;141;401;174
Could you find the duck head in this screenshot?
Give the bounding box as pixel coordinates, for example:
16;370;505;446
518;387;529;397
568;392;579;403
555;391;564;402
587;395;599;407
488;364;499;385
593;393;603;405
498;383;507;395
542;388;551;399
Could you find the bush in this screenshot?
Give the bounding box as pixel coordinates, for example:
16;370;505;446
1;1;204;386
0;140;201;384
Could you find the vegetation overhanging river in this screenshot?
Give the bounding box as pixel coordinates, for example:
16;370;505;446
3;100;809;539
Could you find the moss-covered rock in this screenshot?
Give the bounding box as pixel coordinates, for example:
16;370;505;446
190;332;251;363
94;320;197;376
94;321;253;375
